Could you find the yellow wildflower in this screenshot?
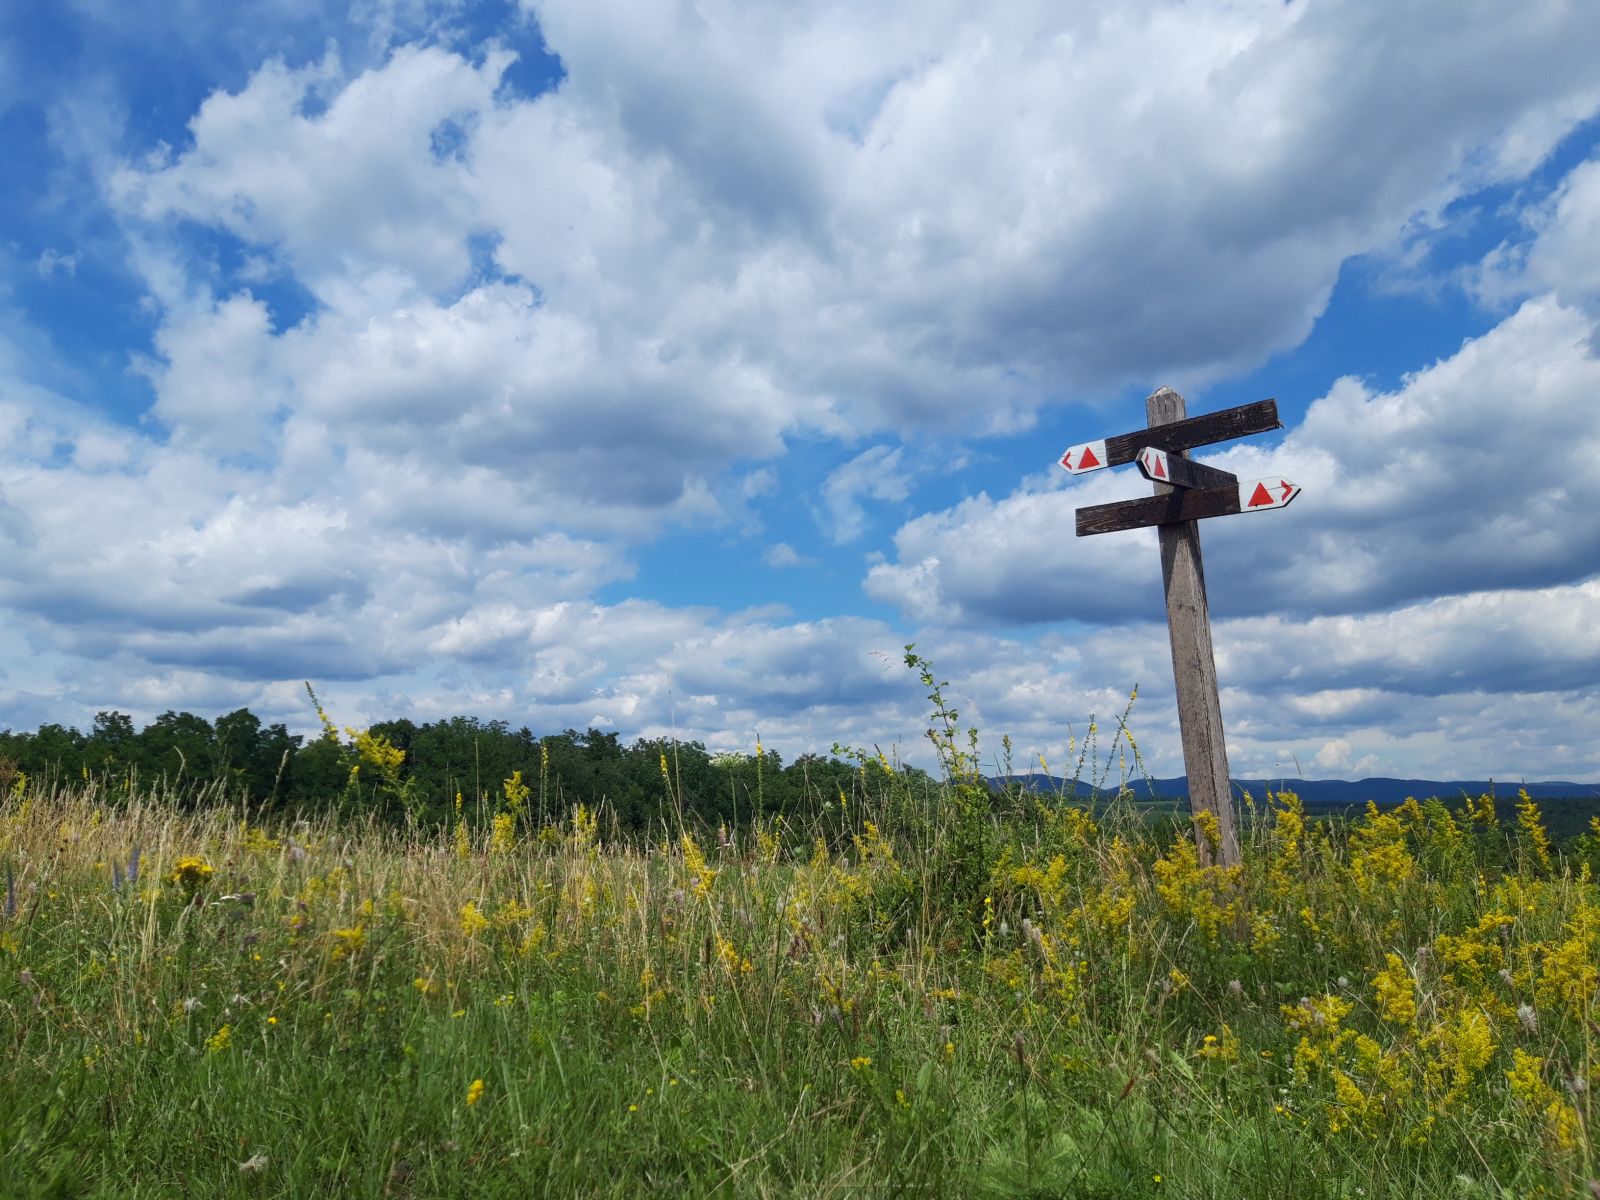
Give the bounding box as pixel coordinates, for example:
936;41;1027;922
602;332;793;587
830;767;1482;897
329;925;365;961
681;833;716;899
1466;792;1498;830
490;812;515;854
1372;953;1417;1027
166;856;214;892
454;791;470;858
1348;804;1416;896
1507;1048;1582;1152
503;770;530;815
1431;1008;1494;1107
1329;1069;1370;1134
1198;1025;1240;1062
714;933;753;975
1152;836;1241;945
1516;790;1553;873
460;901;489;937
348;728;405;788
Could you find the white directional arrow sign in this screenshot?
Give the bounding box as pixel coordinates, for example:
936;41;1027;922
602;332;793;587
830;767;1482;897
1136;446;1237;490
1138;446;1168;481
1240;477;1300;511
1078;475;1303;534
1058;439;1108;474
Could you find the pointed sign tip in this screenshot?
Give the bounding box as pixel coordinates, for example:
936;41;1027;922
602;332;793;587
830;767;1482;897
1240;477;1300;511
1058;439;1108;474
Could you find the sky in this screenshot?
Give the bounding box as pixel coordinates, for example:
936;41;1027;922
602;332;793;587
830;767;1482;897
2;0;1599;784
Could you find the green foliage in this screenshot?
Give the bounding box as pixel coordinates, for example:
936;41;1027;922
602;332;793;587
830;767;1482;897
2;757;1597;1198
0;703;934;844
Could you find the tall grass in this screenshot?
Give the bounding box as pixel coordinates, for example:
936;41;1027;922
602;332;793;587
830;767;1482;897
1;759;1597;1197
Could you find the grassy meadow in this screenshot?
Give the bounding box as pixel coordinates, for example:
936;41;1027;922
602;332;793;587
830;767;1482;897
3;723;1600;1197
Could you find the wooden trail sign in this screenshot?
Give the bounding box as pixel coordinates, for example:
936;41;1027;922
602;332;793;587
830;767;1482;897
1077;474;1300;535
1058;389;1296;868
1134;446;1235;491
1058;399;1278;475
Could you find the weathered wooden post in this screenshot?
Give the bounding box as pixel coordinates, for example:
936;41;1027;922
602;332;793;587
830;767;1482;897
1059;388;1299;868
1146;388;1239;867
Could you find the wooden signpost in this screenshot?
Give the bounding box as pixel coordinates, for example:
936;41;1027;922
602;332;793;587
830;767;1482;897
1059;388;1299;868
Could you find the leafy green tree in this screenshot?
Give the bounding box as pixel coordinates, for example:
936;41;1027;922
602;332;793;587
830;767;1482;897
137;712;220;796
21;723;88;780
285;734;349;816
86;712;138;775
388;717;539;826
213;708;301;806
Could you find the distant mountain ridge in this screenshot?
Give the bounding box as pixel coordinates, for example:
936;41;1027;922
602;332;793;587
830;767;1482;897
995;775;1600;807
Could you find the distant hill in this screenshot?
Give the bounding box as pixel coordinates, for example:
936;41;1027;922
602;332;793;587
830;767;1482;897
994;775;1600;808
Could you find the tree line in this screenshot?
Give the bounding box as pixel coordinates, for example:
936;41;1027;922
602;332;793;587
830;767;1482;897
0;707;928;832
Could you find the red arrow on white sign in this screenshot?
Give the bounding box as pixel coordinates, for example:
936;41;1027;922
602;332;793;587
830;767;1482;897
1136;446;1238;490
1058;440;1108;474
1138;446;1168;480
1241;478;1300;511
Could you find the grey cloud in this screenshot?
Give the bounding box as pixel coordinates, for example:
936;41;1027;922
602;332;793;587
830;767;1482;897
118;624;411;682
225;577;371;611
1217;585;1600;699
6;587;273;635
667;622;909;714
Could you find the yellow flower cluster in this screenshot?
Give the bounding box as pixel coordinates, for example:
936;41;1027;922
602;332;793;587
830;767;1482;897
1371;954;1417;1027
1507;1049;1582;1152
166;856;214;891
503;770;530;815
489;812;516;854
681;833;716;900
1152;835;1241;946
460;901;489;938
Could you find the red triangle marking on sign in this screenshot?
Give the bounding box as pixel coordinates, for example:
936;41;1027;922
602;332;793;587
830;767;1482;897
1248;482;1273;507
1153;455;1165;479
1079;445;1100;469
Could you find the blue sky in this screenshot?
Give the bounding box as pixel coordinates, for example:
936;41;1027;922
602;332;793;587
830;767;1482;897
3;0;1600;782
